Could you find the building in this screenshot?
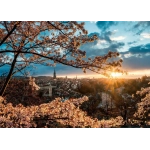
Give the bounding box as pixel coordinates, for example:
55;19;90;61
53;68;56;79
39;82;56;97
97;92;115;109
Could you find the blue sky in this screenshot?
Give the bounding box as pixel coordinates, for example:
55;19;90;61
37;21;150;78
1;21;150;78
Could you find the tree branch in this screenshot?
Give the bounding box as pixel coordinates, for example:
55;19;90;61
0;49;122;74
0;22;20;46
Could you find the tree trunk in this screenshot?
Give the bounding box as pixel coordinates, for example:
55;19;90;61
0;53;19;96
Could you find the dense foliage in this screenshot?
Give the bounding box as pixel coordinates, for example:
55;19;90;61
132;83;150;126
0;96;124;128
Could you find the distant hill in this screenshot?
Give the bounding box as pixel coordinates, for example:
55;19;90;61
12;76;26;79
35;76;52;79
0;76;53;79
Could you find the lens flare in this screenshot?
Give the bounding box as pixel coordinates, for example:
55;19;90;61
111;72;122;78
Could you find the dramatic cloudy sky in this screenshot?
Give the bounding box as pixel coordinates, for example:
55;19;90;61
1;21;150;78
39;21;150;78
79;21;150;78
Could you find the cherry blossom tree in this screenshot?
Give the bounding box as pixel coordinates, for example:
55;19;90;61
0;21;123;97
133;83;150;126
0;96;124;128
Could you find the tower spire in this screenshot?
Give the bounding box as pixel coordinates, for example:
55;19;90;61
53;68;56;79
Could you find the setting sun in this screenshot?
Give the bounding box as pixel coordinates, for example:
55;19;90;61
111;72;122;78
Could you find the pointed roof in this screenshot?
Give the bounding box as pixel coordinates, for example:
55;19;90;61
53;68;56;79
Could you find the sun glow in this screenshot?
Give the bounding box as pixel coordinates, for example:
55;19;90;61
110;72;122;78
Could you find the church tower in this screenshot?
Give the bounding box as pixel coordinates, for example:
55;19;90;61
53;68;56;79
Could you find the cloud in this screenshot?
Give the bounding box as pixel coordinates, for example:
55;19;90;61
120;43;150;56
123;53;133;58
88;31;114;43
96;21;117;32
90;21;97;24
141;33;150;39
128;43;150;54
88;32;100;38
134;21;150;29
110;36;126;41
80;41;125;57
113;29;118;33
108;42;125;50
86;31;125;58
100;31;113;43
122;55;150;71
119;43;150;71
127;41;137;45
132;21;150;35
97;39;106;44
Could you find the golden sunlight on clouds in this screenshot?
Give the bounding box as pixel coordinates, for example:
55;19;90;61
110;72;122;78
116;69;150;79
57;69;150;79
127;69;150;77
